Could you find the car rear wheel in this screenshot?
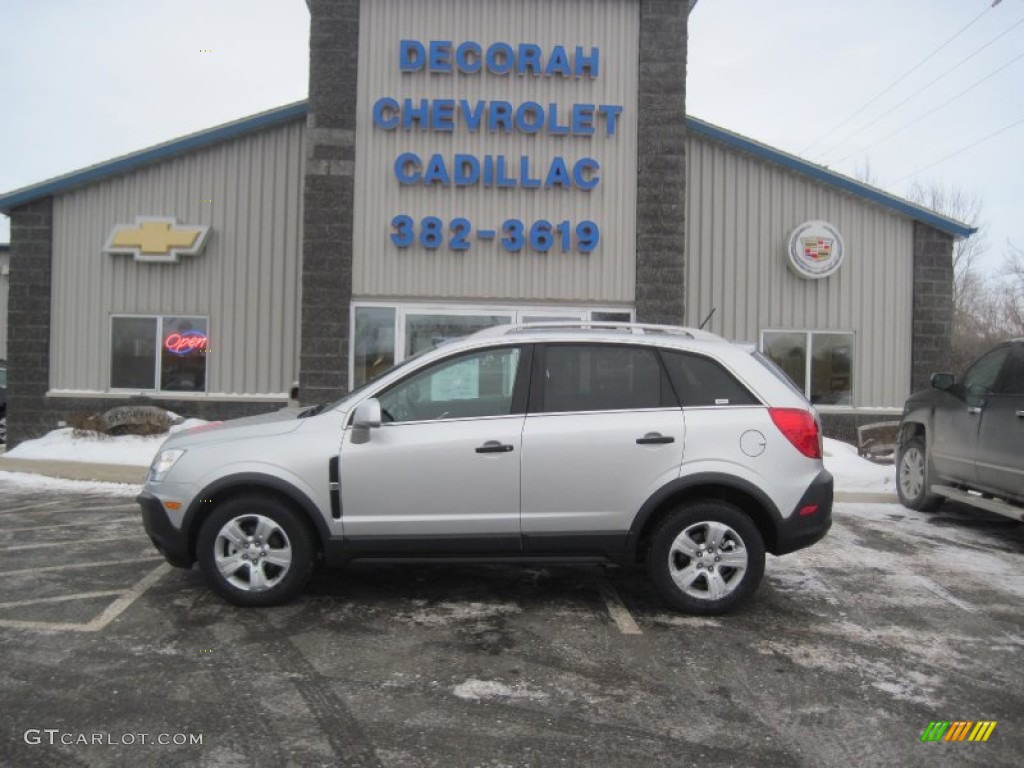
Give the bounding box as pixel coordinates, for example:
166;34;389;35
648;501;765;615
197;495;315;607
896;437;943;511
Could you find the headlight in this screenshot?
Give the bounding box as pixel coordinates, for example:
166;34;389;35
149;449;185;482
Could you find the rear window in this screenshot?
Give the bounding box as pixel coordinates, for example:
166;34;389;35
661;351;759;407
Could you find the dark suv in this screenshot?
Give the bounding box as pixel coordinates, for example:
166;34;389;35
897;340;1024;520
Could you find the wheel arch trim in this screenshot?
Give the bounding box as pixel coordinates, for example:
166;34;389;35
183;472;332;559
627;473;782;556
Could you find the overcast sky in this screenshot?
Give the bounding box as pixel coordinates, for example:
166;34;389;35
1;0;1021;273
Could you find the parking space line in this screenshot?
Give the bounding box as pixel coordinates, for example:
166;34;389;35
0;535;150;552
0;590;125;609
85;563;171;631
2;518;135;533
0;500;68;515
0;563;171;633
0;556;163;576
596;577;643;635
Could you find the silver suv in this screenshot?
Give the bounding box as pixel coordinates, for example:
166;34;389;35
139;323;832;615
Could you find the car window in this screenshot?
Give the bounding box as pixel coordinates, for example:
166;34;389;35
377;347;521;423
660;350;759;407
538;344;673;413
994;346;1024;395
962;347;1009;396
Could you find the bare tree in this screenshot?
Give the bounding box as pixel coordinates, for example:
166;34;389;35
996;241;1024;335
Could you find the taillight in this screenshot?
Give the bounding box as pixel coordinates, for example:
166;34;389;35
768;408;822;459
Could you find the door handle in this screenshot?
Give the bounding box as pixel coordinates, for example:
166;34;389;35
967;407;982;415
1016;410;1024;418
636;433;675;445
475;441;514;454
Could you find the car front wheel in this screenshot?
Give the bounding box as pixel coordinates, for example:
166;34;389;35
197;495;315;607
648;501;765;615
896;436;943;511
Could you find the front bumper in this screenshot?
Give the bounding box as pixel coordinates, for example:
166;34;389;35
137;491;193;568
772;469;833;555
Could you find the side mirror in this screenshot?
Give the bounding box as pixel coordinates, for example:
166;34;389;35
352;398;382;429
930;373;955;391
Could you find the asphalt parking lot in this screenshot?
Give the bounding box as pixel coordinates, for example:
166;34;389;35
0;480;1021;767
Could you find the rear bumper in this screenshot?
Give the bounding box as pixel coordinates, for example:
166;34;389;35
137;491;193;568
772;469;833;555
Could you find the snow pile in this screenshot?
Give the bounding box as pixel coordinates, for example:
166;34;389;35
452;679;548;702
5;419;209;467
823;437;895;493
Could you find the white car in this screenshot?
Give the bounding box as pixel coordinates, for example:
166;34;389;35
139;322;832;614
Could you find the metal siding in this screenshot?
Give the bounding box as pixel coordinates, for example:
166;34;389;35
50;120;306;395
353;0;639;303
686;132;914;408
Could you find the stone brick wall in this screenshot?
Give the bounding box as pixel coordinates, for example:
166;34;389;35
635;0;688;325
911;222;954;392
300;0;360;406
6;199;54;448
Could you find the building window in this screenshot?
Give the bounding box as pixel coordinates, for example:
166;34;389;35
761;330;853;406
110;315;208;392
350;303;634;388
353;306;396;386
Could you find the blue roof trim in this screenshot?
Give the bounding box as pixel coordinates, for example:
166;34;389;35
685;117;976;239
1;100;974;239
0;101;309;213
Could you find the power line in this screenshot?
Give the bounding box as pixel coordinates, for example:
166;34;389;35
799;3;997;156
831;48;1024;165
818;14;1024;163
893;114;1024;184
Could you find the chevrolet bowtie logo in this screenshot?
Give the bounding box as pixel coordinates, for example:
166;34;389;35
103;217;210;263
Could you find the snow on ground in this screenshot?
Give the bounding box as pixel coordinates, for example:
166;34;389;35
0;470;140;497
823;437;895;494
4;419;209;467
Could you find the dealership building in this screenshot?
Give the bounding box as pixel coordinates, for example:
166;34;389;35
0;0;974;447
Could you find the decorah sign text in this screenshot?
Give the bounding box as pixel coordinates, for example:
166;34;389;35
373;40;622;255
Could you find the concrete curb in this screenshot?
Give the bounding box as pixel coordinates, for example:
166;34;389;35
0;457;146;485
835;491;900;504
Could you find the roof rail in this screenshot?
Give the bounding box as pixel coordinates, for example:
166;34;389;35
470;321;726;341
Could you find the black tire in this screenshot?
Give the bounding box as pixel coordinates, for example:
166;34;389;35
896;436;943;512
648;501;765;615
197;495;315;607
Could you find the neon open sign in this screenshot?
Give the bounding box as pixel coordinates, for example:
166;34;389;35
164;330;209;355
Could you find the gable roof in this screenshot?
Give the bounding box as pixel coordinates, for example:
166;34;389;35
0;101;307;214
686;117;976;238
0;101;976;238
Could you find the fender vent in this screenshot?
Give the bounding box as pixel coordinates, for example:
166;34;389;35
328;456;341;519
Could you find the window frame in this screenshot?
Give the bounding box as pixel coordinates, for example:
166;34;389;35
109;313;210;394
759;329;856;406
